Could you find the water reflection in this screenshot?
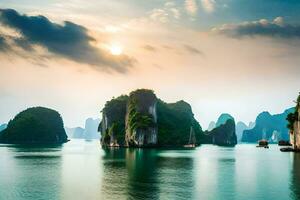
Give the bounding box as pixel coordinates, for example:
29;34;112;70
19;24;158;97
0;145;63;200
101;148;195;200
195;146;236;199
0;141;298;200
291;153;300;200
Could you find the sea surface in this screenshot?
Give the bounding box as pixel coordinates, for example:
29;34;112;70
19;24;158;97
0;139;299;200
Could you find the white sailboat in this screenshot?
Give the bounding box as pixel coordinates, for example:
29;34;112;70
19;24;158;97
184;126;196;148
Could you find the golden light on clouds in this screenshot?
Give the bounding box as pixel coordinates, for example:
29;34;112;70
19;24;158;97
109;43;123;55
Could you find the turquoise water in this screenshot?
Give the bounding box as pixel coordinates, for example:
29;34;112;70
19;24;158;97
0;140;299;200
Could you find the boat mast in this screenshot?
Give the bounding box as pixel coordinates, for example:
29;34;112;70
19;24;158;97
189;127;192;144
297;106;300;149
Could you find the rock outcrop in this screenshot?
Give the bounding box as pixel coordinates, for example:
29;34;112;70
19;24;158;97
0;107;68;144
101;95;128;147
201;114;237;146
242;108;294;143
288;93;300;149
156;100;202;146
216;113;234;127
99;89;203;147
125;89;158;147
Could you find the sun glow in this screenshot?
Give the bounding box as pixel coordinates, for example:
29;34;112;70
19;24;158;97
109;43;123;55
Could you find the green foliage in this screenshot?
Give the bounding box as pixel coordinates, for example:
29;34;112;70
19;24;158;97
204;119;237;146
129;89;156;108
101;95;128;145
0;107;67;144
100;89;204;147
156;100;203;146
126;89;157;141
127;97;154;135
286;93;300;130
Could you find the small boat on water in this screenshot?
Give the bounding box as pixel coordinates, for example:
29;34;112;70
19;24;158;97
278;140;292;146
184;127;196;148
256;139;269;148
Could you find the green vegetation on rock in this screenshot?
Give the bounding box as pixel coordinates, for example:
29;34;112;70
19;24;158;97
287;93;300;130
99;89;203;147
0;107;67;144
101;95;128;146
126;89;156;138
201;116;237;146
156;100;202;146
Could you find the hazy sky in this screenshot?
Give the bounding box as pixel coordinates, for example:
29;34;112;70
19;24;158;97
0;0;299;129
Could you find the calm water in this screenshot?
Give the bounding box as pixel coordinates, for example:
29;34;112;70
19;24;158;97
0;139;299;200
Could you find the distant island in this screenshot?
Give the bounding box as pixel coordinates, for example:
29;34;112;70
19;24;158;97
241;108;294;143
201;113;237;146
0;107;68;144
99;89;237;148
65;118;100;140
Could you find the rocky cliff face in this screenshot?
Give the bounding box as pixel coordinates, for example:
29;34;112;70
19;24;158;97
242;108;294;143
289;98;300;149
100;95;128;146
125;89;158;147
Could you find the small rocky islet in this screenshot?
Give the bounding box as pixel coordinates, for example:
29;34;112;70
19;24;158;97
0;107;68;144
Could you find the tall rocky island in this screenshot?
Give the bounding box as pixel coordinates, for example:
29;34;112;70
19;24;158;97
99;89;238;148
0;107;68;144
288;93;300;149
100;89;203;147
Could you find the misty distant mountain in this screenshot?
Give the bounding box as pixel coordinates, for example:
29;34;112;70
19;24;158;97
65;118;100;140
84;118;100;139
0;123;7;133
216;113;234;127
65;127;85;138
241;108;294;143
207;121;216;131
235;121;255;142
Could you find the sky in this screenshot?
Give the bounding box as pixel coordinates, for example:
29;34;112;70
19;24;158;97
0;0;300;129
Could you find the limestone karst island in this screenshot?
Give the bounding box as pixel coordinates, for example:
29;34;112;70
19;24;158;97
100;89;237;148
1;1;300;199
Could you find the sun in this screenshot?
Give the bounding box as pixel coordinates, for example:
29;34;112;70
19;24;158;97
109;43;123;55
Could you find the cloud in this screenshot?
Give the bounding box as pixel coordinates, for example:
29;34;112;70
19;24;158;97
0;9;136;73
185;0;198;16
212;17;300;39
149;2;181;23
149;9;169;23
142;45;157;52
201;0;215;13
0;35;10;52
183;44;203;55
